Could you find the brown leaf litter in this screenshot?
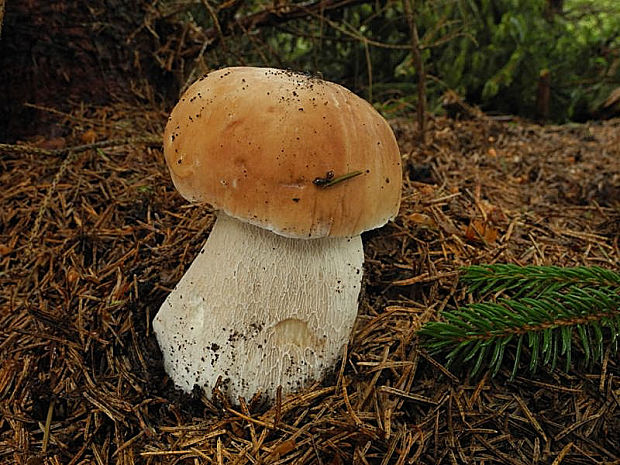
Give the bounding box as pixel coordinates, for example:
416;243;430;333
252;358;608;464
0;106;618;464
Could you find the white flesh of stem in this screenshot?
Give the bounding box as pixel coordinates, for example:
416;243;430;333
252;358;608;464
153;213;364;401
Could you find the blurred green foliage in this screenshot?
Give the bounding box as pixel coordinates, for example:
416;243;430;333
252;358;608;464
166;0;619;121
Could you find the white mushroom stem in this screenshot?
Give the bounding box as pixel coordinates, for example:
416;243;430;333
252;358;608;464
153;213;363;401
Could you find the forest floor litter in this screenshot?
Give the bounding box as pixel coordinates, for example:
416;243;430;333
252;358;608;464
0;105;618;464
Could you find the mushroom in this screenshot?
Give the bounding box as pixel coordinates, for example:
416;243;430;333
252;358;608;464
154;67;402;401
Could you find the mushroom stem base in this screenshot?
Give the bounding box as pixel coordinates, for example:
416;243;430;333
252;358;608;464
153;213;364;401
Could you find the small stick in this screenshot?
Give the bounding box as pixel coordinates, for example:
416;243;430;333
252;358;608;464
42;399;55;453
313;170;364;188
0;135;161;158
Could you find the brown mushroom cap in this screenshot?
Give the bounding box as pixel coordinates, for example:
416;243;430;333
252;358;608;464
164;67;402;238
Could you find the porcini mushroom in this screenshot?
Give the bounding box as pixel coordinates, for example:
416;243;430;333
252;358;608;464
154;67;401;401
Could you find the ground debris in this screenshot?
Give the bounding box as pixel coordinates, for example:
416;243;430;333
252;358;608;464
0;107;618;464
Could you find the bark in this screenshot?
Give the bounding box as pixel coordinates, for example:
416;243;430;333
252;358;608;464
536;69;551;123
0;0;168;140
0;0;5;37
403;0;427;146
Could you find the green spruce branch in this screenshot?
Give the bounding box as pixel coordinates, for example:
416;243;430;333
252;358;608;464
462;264;619;298
418;265;619;379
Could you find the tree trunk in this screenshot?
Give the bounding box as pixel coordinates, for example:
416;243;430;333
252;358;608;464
536;69;551;123
0;0;169;141
403;0;427;146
